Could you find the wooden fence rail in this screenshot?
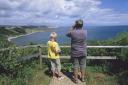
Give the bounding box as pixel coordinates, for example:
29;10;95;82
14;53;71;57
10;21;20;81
0;45;128;51
0;45;128;68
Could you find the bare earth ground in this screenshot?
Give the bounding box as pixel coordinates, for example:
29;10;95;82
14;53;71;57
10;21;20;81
49;73;86;85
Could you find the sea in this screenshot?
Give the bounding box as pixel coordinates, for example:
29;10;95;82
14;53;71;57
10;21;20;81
11;25;128;46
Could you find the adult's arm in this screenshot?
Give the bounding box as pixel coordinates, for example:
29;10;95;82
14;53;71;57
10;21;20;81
66;31;71;37
66;27;73;37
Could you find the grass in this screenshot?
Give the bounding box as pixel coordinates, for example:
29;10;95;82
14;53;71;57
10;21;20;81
0;60;121;85
0;60;51;85
0;64;121;85
27;67;51;85
17;64;51;85
86;66;119;85
61;63;119;85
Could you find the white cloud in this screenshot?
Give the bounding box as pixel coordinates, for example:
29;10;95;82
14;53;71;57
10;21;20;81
0;0;128;26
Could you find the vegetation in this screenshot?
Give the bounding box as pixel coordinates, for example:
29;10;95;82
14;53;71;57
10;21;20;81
0;26;51;85
0;60;51;85
0;26;128;85
0;35;14;48
86;66;119;85
0;27;26;36
0;46;51;85
88;32;128;85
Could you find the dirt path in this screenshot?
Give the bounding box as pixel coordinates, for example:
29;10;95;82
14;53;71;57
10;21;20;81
28;69;86;85
49;73;86;85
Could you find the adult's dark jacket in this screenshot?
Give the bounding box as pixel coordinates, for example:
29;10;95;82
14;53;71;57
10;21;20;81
66;28;87;58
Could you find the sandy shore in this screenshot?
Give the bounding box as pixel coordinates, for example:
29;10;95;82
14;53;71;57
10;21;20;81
8;31;44;41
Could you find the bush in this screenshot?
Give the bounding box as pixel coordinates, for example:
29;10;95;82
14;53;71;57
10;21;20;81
0;46;38;73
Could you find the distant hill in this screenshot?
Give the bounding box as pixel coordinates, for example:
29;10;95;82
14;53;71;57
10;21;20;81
0;27;26;36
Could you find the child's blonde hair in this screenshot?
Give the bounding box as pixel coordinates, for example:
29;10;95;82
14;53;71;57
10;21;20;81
50;32;57;41
50;32;57;38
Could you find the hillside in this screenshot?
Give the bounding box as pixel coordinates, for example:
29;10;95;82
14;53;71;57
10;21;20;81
0;27;26;36
0;27;27;48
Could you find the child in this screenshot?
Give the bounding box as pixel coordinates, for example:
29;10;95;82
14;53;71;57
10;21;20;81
47;32;64;80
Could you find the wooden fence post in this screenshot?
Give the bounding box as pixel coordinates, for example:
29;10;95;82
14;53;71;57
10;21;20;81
38;46;42;69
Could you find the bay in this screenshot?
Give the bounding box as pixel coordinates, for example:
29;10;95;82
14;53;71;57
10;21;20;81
11;26;128;45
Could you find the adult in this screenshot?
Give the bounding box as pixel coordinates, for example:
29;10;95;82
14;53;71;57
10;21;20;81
66;19;87;83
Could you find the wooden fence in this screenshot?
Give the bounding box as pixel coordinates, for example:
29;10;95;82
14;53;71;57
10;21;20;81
0;45;128;68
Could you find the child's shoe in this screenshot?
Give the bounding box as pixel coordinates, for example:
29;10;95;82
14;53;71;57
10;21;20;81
58;76;64;80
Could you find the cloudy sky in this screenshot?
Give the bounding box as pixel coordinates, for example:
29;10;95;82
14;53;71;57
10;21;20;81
0;0;128;26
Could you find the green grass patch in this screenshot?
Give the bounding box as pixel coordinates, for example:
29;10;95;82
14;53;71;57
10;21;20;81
0;60;51;85
86;66;119;85
27;68;51;85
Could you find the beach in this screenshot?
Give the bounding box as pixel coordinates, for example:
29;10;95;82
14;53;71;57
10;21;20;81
8;30;44;42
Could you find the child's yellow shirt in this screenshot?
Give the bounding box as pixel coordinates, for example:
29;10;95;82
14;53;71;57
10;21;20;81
47;40;60;59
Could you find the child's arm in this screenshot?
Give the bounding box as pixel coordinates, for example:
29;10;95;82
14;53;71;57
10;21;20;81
55;43;61;53
51;46;57;54
51;43;61;54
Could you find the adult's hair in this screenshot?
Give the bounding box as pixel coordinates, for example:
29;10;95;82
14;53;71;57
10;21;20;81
73;19;83;29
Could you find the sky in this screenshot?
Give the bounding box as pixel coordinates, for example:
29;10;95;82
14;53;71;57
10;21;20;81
0;0;128;26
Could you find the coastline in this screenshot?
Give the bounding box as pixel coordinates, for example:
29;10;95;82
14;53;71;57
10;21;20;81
8;31;44;42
